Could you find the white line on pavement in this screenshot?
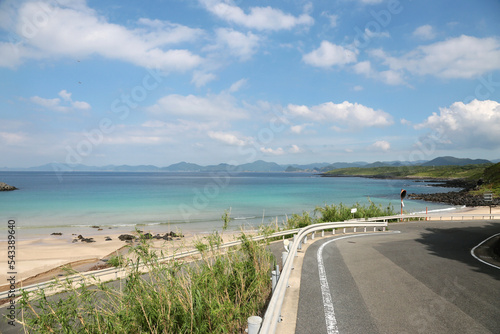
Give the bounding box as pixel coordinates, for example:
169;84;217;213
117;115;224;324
316;231;401;334
471;232;500;270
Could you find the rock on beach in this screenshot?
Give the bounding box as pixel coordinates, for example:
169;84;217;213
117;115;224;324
0;182;17;191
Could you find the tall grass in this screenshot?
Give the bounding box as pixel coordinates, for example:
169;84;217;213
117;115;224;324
18;232;273;333
280;200;397;230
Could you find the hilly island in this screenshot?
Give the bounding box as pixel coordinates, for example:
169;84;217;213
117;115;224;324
323;161;500;207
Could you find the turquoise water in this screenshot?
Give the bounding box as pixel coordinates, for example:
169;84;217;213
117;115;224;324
0;171;460;238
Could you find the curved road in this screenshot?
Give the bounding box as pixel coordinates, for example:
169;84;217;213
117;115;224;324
296;220;500;334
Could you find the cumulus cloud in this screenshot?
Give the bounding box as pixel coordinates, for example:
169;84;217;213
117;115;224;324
287;101;393;130
208;131;250;146
199;0;314;31
0;1;203;70
260;145;303;155
413;25;436;40
289;144;302;153
191;71;217;87
372;35;500;79
30;90;91;112
353;60;406;85
210;28;260;61
260;147;285;155
147;92;248;120
415;99;500;149
369;140;391;151
303;41;357;68
290;124;307;134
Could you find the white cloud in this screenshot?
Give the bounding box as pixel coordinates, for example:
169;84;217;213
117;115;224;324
289;144;302;153
191;71;217;87
148;93;248;120
353;60;405;85
369;140;391;151
208;131;250;146
353;85;363;91
373;35;500;79
290;123;312;134
321;11;338;27
0;1;203;70
199;0;314;31
30;90;91;112
0;131;27;144
228;78;247;93
260;147;285;155
413;25;436;40
30;96;65;111
288;101;393;130
364;28;390;39
415;99;500;149
303;41;357;68
105;135;166;145
400;118;412;126
211;28;260;61
58;89;72;101
71;100;91;110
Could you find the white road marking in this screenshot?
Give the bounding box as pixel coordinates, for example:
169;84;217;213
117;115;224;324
471;232;500;270
316;231;401;334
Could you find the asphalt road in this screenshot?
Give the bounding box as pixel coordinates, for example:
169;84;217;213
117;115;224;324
296;220;500;334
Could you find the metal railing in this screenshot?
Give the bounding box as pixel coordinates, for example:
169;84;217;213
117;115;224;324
0;228;301;301
258;221;388;334
2;212;498;301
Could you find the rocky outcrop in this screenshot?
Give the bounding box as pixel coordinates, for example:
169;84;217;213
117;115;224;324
0;182;17;191
408;190;500;207
118;234;135;241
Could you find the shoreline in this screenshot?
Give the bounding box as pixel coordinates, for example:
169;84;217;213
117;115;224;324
322;174;499;207
2;205;499;293
0;226;257;292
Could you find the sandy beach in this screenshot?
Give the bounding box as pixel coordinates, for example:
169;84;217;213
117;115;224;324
0;226;256;292
1;205;498;292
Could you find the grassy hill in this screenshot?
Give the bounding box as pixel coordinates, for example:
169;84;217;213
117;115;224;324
471;163;500;197
323;163;491;180
324;162;500;198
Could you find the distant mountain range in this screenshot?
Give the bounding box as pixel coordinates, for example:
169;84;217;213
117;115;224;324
1;156;498;173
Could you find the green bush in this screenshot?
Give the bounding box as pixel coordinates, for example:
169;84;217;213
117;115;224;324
284;200;397;229
19;232;273;333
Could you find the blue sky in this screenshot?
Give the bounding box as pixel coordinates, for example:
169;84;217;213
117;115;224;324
1;0;500;168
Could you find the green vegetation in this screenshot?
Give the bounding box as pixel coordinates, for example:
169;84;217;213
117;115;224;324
470;162;500;197
19;231;273;333
323;163;492;180
17;200;400;332
279;201;397;231
107;254;124;267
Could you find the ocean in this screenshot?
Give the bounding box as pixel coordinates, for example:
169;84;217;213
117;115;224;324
0;171;461;239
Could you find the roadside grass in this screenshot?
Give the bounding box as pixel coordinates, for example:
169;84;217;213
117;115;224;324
17;201;397;332
18;231;274;333
262;200;398;237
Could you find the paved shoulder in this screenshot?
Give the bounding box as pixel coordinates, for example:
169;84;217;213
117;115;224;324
296;221;500;334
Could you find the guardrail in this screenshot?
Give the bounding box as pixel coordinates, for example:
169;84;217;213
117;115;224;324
0;228;301;301
365;212;500;222
2;213;498;302
258;221;388;334
257;212;500;333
